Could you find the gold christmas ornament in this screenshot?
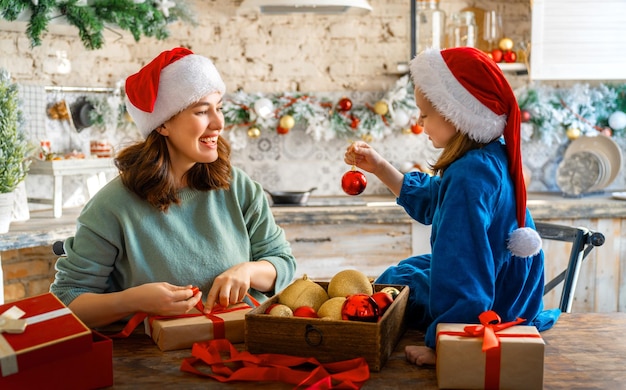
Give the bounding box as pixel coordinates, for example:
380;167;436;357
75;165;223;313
361;133;374;143
402;128;412;135
247;127;261;138
373;101;389;116
566;127;581;140
498;37;514;51
279;114;295;130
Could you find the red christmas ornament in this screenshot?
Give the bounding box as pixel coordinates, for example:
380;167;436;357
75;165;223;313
341;294;379;322
503;50;517;63
337;97;353;111
521;110;532;123
276;126;290;135
342;168;367;196
293;306;319;318
371;291;394;316
410;123;424;134
350;116;360;129
490;49;504;63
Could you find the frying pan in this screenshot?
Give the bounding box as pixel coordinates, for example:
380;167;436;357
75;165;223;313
265;187;317;205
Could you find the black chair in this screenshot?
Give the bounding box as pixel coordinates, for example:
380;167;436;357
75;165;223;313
536;221;605;313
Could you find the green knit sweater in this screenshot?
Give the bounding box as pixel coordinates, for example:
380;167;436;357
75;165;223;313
50;167;296;307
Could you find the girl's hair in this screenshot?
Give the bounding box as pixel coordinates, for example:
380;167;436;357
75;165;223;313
430;131;485;176
114;131;232;211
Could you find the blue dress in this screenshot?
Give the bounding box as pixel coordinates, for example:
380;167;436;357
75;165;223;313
376;140;559;349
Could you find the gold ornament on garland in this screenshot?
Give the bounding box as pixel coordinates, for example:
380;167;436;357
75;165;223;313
247;127;261;138
566;127;581;140
279;114;295;130
373;101;389;116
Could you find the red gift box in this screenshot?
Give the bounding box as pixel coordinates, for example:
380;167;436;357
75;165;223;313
0;293;93;378
0;331;113;389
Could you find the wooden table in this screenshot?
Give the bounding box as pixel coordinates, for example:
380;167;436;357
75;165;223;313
105;312;626;389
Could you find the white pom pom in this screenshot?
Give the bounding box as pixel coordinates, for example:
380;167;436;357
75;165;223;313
507;227;542;257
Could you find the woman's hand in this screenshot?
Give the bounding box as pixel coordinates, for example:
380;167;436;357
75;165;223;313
204;260;278;313
204;263;253;312
67;282;202;328
127;282;201;316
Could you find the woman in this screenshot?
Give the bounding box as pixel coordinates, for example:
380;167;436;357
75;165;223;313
344;47;557;366
51;47;296;328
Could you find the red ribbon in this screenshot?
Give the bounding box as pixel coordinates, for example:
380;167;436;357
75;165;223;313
108;288;259;340
180;338;370;389
437;311;540;390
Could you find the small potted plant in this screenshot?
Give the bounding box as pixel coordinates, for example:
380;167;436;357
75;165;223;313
0;68;31;233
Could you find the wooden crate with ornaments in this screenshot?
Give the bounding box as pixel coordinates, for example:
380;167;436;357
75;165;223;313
245;270;408;371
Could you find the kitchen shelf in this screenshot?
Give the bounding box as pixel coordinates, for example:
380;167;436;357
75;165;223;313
387;61;527;76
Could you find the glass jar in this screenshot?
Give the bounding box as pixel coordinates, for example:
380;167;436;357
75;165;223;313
415;0;446;54
446;11;478;48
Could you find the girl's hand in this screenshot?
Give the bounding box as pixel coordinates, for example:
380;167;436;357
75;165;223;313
344;141;383;174
204;263;252;313
127;282;201;316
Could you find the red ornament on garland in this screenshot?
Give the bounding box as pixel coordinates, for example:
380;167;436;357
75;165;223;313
342;167;367;196
410;123;424;134
341;294;379;322
337;97;353;111
350;116;360;129
521;110;532;123
276;126;290;135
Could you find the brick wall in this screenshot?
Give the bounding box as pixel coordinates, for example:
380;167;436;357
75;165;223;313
2;246;58;302
0;0;531;92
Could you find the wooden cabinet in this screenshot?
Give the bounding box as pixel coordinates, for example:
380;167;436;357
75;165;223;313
283;222;413;281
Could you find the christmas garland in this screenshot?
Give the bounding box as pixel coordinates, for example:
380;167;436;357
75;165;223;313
0;0;195;50
222;74;423;149
81;76;626;151
517;83;626;144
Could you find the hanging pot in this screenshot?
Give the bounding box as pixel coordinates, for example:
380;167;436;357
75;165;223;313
70;96;95;132
264;187;317;205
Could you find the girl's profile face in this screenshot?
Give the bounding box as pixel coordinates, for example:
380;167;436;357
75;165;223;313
414;87;457;148
160;92;224;177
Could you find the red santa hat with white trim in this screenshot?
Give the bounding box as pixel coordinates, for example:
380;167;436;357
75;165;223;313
124;47;226;138
409;47;541;257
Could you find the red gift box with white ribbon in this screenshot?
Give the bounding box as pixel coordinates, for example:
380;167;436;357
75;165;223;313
0;293;93;378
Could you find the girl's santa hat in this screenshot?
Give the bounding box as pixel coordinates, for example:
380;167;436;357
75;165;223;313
125;47;226;138
410;47;541;257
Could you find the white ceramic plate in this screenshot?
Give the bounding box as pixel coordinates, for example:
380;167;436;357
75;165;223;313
612;192;626;201
564;135;623;189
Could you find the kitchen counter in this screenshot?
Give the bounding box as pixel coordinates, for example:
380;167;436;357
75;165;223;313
270;192;626;225
2;192;626;251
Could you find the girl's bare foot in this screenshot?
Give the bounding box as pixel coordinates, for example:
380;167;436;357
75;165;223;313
405;345;436;366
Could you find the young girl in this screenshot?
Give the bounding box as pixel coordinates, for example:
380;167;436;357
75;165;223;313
344;47;557;366
50;48;296;328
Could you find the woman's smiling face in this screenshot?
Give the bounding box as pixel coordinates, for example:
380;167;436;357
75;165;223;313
414;87;458;149
159;92;224;174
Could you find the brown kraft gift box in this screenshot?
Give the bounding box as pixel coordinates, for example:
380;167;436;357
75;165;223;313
436;322;544;389
245;282;408;372
145;302;252;351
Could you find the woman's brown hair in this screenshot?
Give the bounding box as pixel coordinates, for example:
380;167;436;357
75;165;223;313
115;131;232;211
430;131;485;176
